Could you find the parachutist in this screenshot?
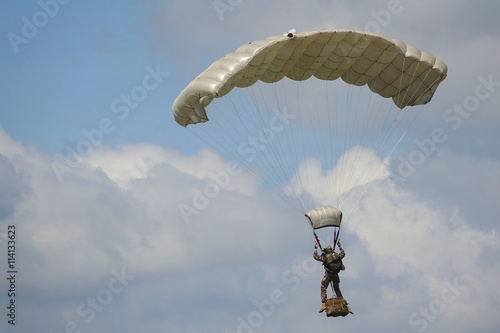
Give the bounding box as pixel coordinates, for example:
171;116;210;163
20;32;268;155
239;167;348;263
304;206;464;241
172;30;447;317
314;242;345;313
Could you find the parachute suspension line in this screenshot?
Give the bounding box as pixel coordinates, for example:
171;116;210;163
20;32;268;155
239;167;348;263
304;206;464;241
254;52;436;216
317;79;335;207
298;79;315;211
321;79;340;208
252;82;291;191
296;75;328;210
305;213;323;251
337;60;401;210
281;63;328;213
186;117;240;163
327;77;355;209
264;77;309;213
337;67;363;209
277;82;305;209
332;77;343;206
294;45;436;215
324;78;339;208
294;75;347;211
323;79;333;205
294;72;387;211
318;78;335;208
203;87;274;185
186;83;267;175
341;72;371;207
287;78;310;212
338;74;352;202
270;79;310;213
333;227;341;250
191;73;300;215
232;72;312;214
256;80;302;208
340;54;439;217
301;75;326;210
342;68;364;206
343;129;408;218
336;61;401;212
251;80;307;213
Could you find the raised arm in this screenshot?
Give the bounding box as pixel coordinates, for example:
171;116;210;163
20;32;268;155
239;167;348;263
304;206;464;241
337;242;345;259
313;243;323;261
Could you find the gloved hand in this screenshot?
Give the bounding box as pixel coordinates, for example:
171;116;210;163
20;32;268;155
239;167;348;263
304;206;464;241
314;243;318;249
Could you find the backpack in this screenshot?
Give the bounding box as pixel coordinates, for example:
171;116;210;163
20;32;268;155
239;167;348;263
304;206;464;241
323;253;343;273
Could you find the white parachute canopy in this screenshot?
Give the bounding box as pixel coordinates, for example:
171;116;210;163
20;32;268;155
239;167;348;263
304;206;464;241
172;29;447;127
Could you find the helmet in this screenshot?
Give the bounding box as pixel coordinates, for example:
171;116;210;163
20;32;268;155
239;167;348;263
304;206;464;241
323;246;333;253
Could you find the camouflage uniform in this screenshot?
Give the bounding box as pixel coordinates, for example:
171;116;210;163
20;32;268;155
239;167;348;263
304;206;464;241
313;245;345;303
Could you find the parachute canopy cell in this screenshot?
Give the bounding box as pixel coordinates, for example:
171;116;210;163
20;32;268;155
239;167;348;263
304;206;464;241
306;207;343;229
172;29;448;127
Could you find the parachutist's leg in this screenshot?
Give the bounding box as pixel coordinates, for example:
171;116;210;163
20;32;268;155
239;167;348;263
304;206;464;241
321;274;329;303
332;273;343;298
333;282;343;299
318;274;330;313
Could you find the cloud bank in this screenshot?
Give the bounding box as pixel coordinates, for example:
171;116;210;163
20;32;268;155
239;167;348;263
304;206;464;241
1;125;498;332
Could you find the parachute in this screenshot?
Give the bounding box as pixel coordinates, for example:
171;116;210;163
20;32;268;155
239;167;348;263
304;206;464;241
172;28;447;221
173;29;447;127
306;206;342;229
173;30;447;316
306;206;342;249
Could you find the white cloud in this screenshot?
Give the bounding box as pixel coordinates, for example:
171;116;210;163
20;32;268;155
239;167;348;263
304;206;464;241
343;174;499;330
1;112;499;332
85;143;258;195
346;182;498;278
285;146;390;209
0;126;289;289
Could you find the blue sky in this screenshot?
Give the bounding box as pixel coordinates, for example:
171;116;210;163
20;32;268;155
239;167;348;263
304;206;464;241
1;1;500;333
1;0;181;154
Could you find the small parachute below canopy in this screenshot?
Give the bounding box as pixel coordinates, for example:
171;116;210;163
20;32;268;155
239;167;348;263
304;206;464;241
306;206;343;229
306;207;343;251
